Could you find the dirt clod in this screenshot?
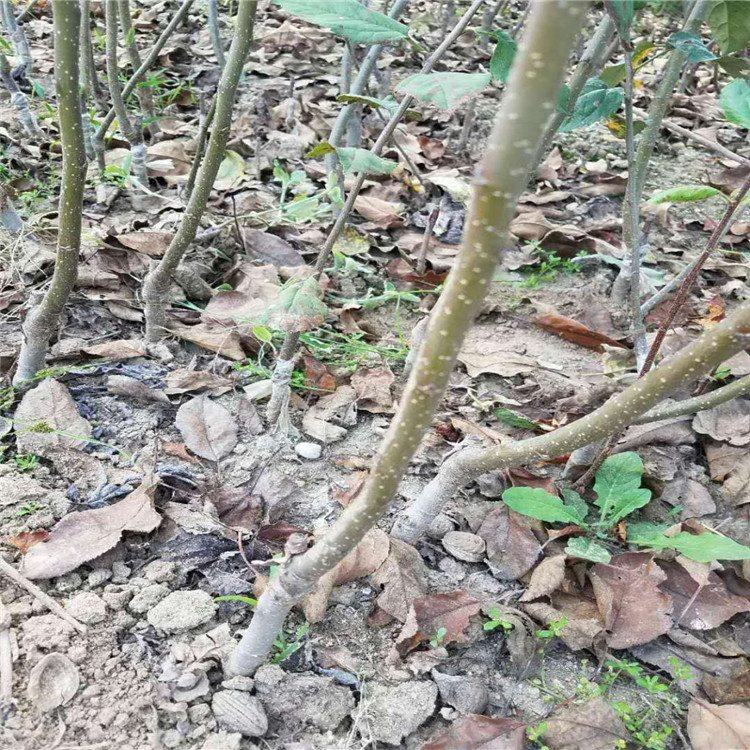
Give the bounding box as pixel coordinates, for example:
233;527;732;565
146;590;217;633
363;680;438;745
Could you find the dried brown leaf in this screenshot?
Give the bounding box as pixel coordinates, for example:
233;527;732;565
371;538;427;624
241;228;304;266
351;366;394;413
106;375;170;405
164;369;234;396
520;555;567;602
534;314;628;352
477;505;541;581
82;339;147;359
693;400;750;446
175;395;238;461
6;530;50;555
544;696;629;750
688;700;750;750
423;714;526;750
170;322;246;361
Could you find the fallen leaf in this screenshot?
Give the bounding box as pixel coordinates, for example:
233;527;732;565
112;230;173;256
395;591;482;655
524;593;604;651
333;471;368;507
688;700;750;750
302;386;357;443
164;369;234;395
241;228;305;266
589;553;673;648
14;379;93;456
694;294;726;327
520;555;567;602
693;400;750;446
353;194;404;227
371;538;427;623
477;505;541;580
106;375;170;405
257;521;309;543
534;314;629;352
508;467;557;495
351;366;394;413
384;258;448;288
458;328;538;377
210;485;263;532
27;653;80;713
303;528;390;622
6;530;50;554
659;560;750;630
704;441;747;481
175;395;238;461
423;715;526;749
302;353;336;393
23;477;161;579
82;339;147;359
161;442;202;466
170;322;246;361
263;277;327;332
544;696;629;750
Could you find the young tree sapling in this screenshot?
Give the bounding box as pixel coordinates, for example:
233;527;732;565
13;0;86;385
227;0;589;677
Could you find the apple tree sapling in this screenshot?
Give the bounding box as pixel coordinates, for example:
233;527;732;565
13;0;86;385
227;0;590;677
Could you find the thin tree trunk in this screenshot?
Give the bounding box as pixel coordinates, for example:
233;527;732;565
0;50;42;138
1;0;32;76
227;0;589;677
207;0;225;69
13;0;86;384
142;0;257;341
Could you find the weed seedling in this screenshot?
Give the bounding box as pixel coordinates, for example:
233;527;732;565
15;502;45;517
272;623;310;664
483;606;514;633
14;453;39;472
429;627;447;648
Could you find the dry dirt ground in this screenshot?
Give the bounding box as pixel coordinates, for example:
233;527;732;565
1;0;750;748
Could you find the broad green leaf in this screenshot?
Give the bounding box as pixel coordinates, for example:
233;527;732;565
306;141;337;158
593;452;651;525
667;31;717;64
558;78;624;131
495;408;540;431
716;55;750;78
332;226;371;256
647;185;723;204
502;487;584;525
565;537;611;563
556;83;571;114
262;277;328;332
721;79;750;130
599;41;655;87
396;72;491;109
336;147;398;175
708;0;750;54
610;0;636;39
561;488;589;523
213;150;245;191
488;30;517;82
275;0;409;43
664;532;750;563
627;522;671;548
283;195;323;223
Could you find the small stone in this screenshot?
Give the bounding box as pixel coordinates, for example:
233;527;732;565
364;681;437;745
161;729;184;749
147;590;217;633
442;531;486;563
221;676;255;692
212;691;268;737
147;342;174;362
129;583;170;614
65;592;107;625
111;561;131;583
431;670;489;715
189;703;213;723
426;514;455;540
87;569;112;588
54;573;82;593
295;442;322;460
200;732;242;750
142;560;177;583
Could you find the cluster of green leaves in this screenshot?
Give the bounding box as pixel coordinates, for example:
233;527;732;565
307;141;397;176
502;452;750;563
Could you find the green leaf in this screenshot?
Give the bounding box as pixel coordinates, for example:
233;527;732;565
306;141;337;158
337;93;391;110
395;72;491;109
502;487;585;525
627;522;672;548
558;78;624;131
667;31;717;64
561;488;589;523
125;27;136;47
593;452;651;525
215;595;258;607
213;150;245;191
708;0;750;54
262;277;328;332
565;537;612;563
275;0;409;43
599;41;655;87
647;185;723;203
336;147;398;175
610;0;636;38
487;30;517;82
494;408;540;431
721;79;750;129
556;83;571;114
664;532;750;563
716;55;750;79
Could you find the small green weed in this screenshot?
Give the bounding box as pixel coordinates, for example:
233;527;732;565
483;606;515;633
14;453;39;472
429;627;447;648
15;502;45;517
272;623;310;664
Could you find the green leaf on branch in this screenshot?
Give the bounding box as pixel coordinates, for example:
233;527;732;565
647;185;723;203
502;487;586;525
262;277;328;333
609;0;636;39
599;40;655;87
666;31;717;64
716;55;750;78
483;29;517;82
275;0;409;43
494;408;540;431
336;147;398;175
721;79;750;129
593;452;651;525
306;141;337;158
214;150;245;191
558;78;624;131
395;72;491;109
663;532;750;563
708;0;750;54
565;537;611;563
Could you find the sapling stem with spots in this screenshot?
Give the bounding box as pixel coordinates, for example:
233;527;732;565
13;0;86;385
391;301;750;543
142;0;257;342
227;0;588;676
266;0;485;431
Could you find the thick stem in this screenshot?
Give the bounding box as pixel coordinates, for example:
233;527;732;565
0;184;23;233
104;0;148;185
207;0;225;68
265;331;300;425
142;0;257;342
118;0;159;136
185;96;217;199
227;0;588;677
13;0;85;385
0;50;42;139
392;301;750;543
639;172;750;376
1;0;32;76
94;0;193;145
79;0;105;109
